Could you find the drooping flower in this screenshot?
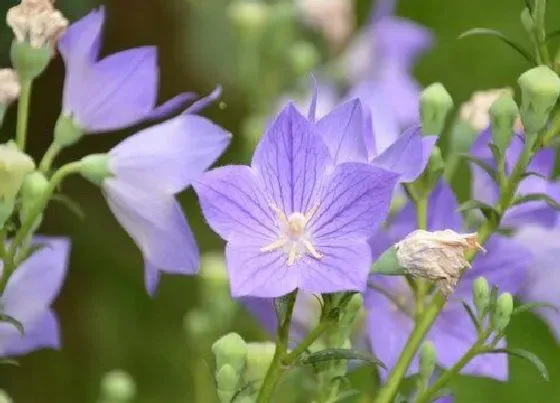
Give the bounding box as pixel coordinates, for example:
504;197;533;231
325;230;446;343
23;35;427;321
57;7;202;136
195;104;399;297
79;114;231;294
366;181;531;380
0;237;69;356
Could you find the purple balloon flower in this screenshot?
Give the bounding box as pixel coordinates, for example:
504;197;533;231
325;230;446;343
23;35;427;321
367;181;531;380
90;114;230;294
195;104;399;297
58;7;202;133
0;237;69;356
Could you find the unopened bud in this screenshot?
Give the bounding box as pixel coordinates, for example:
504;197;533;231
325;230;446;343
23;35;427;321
0;141;35;202
518;66;560;133
100;370;136;402
212;333;247;374
420;83;454;135
491;292;514;332
20;170;47;218
228;1;269;35
395;230;484;295
490;93;519;152
79;154;111;186
419;341;437;381
290;41;320;76
53;114;85;147
472;276;490;316
216;364;240;403
244;342;276;389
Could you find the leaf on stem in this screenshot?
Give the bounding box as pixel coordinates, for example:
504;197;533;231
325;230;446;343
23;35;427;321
295;349;387;370
513;193;560;209
512;301;560;316
462;301;483;334
51;194;86;220
458;28;536;64
457;200;501;223
482;348;549;380
461;154;499;184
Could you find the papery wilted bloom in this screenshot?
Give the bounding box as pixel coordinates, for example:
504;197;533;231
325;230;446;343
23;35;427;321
0;237;69;356
79;114;231;294
395;229;484;295
195;104;399;297
6;0;68;49
367;181;531;380
56;7;202;140
0;70;20;108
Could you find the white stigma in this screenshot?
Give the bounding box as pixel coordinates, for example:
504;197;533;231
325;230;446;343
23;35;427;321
260;204;322;266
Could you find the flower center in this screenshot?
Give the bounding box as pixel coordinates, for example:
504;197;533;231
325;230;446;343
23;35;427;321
260;205;322;266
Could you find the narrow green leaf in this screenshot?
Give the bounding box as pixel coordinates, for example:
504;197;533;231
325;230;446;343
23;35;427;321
51;194;86;220
520;171;548;180
483;348;549;380
524;0;533;13
546;29;560;42
457;200;501;223
513;193;560;209
488;143;503;164
295;349;387;370
461;154;499;184
462;301;482;334
0;314;24;336
513;302;560;316
274;291;296;326
0;358;19;366
458;28;536;64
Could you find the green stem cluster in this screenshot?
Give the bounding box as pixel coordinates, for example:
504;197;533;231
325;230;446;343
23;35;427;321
15;80;32;151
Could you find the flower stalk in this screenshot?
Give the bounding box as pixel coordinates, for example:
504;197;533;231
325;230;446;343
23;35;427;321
15;79;31;151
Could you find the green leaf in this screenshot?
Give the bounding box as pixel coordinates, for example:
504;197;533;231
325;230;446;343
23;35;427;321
295;349;387;370
457;200;501;223
547;29;560;42
488;143;503;164
520;171;548;180
458;28;536;64
462;301;482;334
461;154;499;184
513;302;559;316
483;348;549;380
0;314;24;336
51;194;86;220
513;193;560;209
0;358;19;366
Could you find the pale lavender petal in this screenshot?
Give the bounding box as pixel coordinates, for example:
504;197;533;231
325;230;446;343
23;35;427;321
371;0;396;21
377;66;424;127
144;264;161;296
307;75;318;122
110;114;231;194
471;165;499;206
184;86;222;115
252;104;332;214
104;180;198;274
74;47;158;132
427;181;462;232
241;297;277;335
144;92;198;121
0;309;60;357
310;163;399;239
2;238;69;322
58;7;104;65
316;99;369;165
502;202;558;229
369;231;394;262
194;166;276;241
371;127;436;183
435;397;453;403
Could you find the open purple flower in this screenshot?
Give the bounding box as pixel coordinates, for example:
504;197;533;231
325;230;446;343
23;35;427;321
80;114;231;294
367;181;531;380
0;237;69;356
195;104;399;297
58;7;200;133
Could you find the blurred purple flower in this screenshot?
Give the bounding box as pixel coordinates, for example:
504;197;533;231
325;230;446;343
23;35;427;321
0;237;69;356
195;104;399;297
58;7;207;133
96;114;231;294
367;181;531;380
470;129;559;228
514;224;560;340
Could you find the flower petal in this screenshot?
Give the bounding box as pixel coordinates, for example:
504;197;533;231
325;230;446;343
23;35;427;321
2;237;69;323
194;165;277;241
0;309;60;357
110;114;231;194
74;47;157;131
104;180;198;274
144;264;161;296
316;99;369;165
183;86;223;115
252;104;332;214
310;163;399;240
371;127;436;183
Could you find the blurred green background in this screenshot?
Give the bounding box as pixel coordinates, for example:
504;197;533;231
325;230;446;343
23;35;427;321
0;0;559;402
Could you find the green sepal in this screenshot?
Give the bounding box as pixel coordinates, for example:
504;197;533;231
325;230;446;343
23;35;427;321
10;41;51;81
370;247;407;276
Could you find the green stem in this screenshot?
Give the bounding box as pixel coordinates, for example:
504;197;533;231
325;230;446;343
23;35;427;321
534;0;551;65
542;111;560;146
15;80;32;150
414;197;429;316
283;319;333;365
39;143;62;173
415;329;492;403
256;294;297;403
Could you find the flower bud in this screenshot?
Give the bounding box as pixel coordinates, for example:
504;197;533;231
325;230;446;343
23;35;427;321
0;141;35;202
216;364;240;403
518;66;560;133
491;292;514;332
419;341;437;381
228;1;269;36
0;390;13;403
289;41;320;76
53;115;85;148
244;342;276;389
420;83;454;135
472;276;490;316
19;170;48;218
212;332;247;374
79;154;111;186
395;230;484;295
490;93;519;152
100;370;136;402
